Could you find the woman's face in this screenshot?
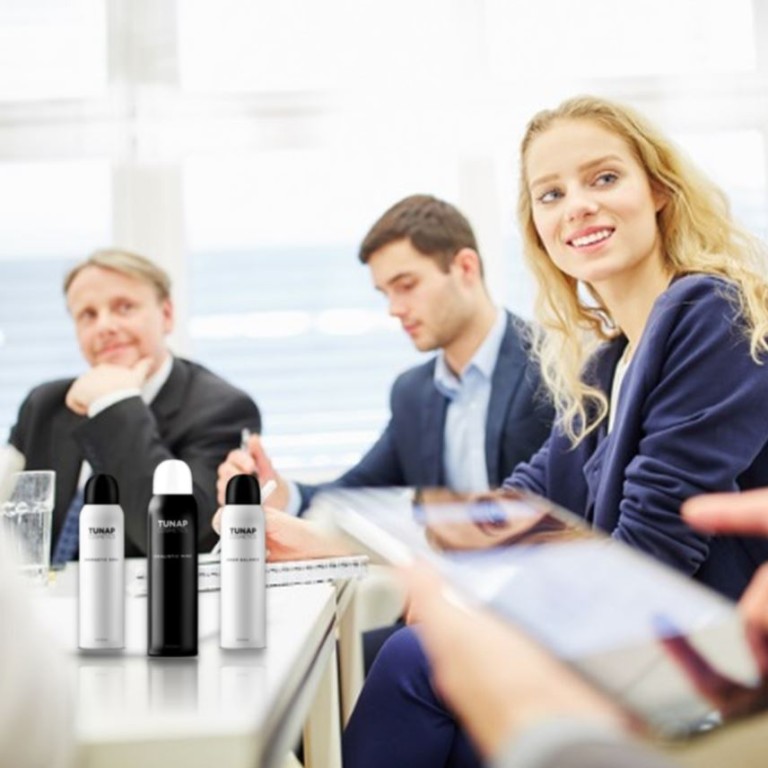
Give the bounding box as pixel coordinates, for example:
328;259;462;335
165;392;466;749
525;118;666;294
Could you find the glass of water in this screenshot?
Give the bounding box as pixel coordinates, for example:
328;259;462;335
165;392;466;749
1;470;55;584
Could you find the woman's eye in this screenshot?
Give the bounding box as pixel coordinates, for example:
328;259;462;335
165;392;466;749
537;189;562;204
595;172;619;186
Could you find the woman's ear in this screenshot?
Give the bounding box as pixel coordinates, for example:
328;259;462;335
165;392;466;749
652;182;669;214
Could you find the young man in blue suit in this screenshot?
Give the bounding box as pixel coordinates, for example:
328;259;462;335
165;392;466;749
217;194;553;512
217;194;552;670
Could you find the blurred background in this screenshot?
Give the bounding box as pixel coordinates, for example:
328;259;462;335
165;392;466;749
0;0;765;480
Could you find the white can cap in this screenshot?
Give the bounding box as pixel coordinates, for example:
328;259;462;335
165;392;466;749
153;459;193;495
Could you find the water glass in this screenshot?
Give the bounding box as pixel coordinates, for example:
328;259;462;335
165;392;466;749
1;470;54;584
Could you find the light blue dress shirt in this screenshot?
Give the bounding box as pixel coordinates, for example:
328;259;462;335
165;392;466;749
433;309;506;493
284;309;507;513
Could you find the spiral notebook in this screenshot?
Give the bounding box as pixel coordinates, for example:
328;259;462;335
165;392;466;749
127;553;369;596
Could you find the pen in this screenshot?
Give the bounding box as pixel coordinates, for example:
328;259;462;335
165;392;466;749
211;478;277;555
241;427;251;453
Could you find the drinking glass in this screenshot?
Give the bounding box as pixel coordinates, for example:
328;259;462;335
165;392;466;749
1;470;54;584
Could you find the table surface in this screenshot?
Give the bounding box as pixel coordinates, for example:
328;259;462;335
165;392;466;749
32;562;338;768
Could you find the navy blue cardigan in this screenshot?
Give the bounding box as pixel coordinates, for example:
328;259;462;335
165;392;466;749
506;274;768;600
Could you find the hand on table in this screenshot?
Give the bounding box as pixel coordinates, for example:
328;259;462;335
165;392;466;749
212;504;352;562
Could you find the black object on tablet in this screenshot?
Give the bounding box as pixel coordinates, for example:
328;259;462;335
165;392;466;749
311;486;768;740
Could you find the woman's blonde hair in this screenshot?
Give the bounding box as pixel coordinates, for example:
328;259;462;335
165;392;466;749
518;95;768;444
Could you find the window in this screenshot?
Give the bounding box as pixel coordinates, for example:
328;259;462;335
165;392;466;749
178;0;468;94
0;0;107;101
184;148;458;477
486;0;756;80
0;160;112;439
676;130;767;238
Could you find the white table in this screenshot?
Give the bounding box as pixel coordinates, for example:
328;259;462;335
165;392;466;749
34;564;342;768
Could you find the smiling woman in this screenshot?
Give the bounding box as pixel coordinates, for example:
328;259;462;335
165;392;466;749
498;99;768;600
341;96;768;768
517;96;768;444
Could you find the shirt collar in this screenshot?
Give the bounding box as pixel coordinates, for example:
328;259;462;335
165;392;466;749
434;309;505;397
142;354;173;404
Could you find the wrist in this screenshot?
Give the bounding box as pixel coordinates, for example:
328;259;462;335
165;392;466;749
88;388;142;418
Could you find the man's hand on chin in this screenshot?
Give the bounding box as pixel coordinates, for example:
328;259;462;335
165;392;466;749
65;357;153;416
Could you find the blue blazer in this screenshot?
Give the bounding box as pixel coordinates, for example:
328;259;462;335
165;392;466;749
506;275;768;599
299;311;554;509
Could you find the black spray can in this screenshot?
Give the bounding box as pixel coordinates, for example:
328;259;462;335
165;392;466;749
147;459;198;656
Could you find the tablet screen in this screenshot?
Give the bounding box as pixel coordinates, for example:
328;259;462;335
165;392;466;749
313;486;768;738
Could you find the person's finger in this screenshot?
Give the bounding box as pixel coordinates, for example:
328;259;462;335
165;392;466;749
65;392;86;415
216;449;256;504
400;563;434;625
659;631;742;703
744;623;768;678
212;506;223;534
64;384;87;415
217;451;247;481
682;490;768;536
400;561;466;632
247;434;278;481
740;563;768;635
224;449;257;476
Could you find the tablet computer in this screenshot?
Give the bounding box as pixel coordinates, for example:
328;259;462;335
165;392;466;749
311;486;768;740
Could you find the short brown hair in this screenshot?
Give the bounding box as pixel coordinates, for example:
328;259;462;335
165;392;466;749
63;249;171;301
358;194;482;274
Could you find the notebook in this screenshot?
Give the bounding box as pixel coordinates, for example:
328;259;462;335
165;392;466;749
126;553;368;596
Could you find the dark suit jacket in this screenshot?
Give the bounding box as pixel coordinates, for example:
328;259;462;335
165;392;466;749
507;275;768;600
298;311;554;510
8;357;261;556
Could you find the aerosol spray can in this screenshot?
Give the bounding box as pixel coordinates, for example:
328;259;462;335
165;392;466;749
147;459;198;657
79;474;124;650
220;474;266;648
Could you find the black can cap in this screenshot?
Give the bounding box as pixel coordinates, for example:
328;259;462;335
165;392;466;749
84;474;119;505
226;474;261;505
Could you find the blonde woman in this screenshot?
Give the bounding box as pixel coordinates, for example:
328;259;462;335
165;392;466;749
503;95;768;600
342;96;768;768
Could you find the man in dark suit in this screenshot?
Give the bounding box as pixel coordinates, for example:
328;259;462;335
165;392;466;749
8;249;261;560
217;194;553;512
